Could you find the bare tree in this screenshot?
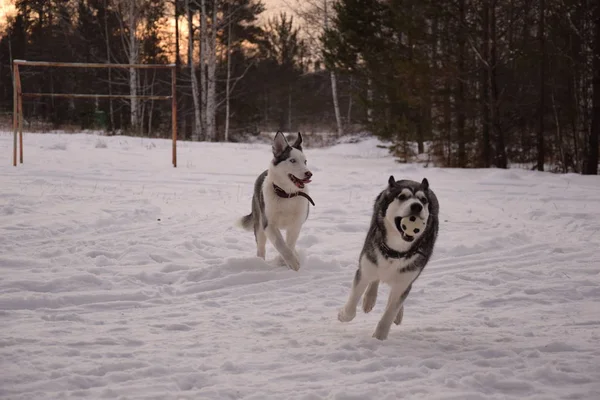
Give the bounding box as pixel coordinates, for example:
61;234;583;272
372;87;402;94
205;0;217;141
186;0;202;140
456;0;467;167
103;0;115;133
224;7;232;141
115;0;143;132
323;0;343;137
200;0;208;138
286;0;343;136
584;2;600;174
537;0;546;171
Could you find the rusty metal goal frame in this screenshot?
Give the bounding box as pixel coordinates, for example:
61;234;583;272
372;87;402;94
12;60;178;167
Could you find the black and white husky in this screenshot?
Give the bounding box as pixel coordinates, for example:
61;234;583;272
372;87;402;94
238;132;314;271
338;176;439;340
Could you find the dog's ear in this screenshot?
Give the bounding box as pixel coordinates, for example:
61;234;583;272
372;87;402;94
291;132;303;151
272;131;290;156
421;178;429;191
388;175;396;187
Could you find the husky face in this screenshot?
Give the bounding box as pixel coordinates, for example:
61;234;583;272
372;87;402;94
270;132;313;190
383;176;431;243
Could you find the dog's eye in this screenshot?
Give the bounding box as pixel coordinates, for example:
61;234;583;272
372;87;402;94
420;197;428;204
398;194;407;201
304;160;307;165
289;159;296;163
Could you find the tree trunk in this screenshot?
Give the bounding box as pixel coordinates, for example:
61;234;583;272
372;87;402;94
200;0;208;139
367;77;373;123
456;0;467;167
324;0;343;137
490;1;507;168
104;0;115;133
128;2;139;132
148;70;156;137
537;0;545;171
187;0;202;141
347;77;353;126
330;70;343;136
443;78;452;167
288;85;292;131
584;3;600;174
205;0;217;141
224;11;232;142
551;90;566;172
481;0;491;167
140;71;146;134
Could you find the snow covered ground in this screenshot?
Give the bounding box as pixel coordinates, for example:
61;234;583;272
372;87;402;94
1;132;600;400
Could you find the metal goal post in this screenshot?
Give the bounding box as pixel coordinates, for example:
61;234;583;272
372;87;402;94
11;60;178;167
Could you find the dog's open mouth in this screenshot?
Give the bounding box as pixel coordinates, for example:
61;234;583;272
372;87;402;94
289;174;311;189
395;217;415;242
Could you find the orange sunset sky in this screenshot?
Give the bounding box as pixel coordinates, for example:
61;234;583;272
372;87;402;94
0;0;289;28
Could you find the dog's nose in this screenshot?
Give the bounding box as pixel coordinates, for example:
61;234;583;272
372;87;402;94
411;203;423;213
305;171;313;179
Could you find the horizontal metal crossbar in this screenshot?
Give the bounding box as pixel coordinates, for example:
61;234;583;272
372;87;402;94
21;93;173;100
13;60;175;69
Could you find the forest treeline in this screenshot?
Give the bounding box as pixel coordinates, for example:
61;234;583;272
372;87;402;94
0;0;598;174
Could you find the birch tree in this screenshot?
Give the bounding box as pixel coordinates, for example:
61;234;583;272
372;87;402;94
200;0;208;138
287;0;343;136
205;0;218;141
103;0;115;133
224;9;232;141
186;0;202;140
115;0;142;132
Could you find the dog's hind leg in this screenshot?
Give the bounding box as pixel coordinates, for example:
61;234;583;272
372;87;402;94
362;280;379;313
338;268;372;322
265;225;300;271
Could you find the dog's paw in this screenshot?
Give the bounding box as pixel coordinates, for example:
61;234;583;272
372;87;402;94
337;307;356;322
286;254;300;271
394;306;404;325
362;293;377;314
372;330;388;341
275;254;286;266
372;322;391;340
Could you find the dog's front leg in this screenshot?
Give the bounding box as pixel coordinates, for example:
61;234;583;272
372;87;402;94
285;223;302;259
338;268;372;322
372;287;406;340
255;228;267;259
362;280;379;313
394;284;412;325
265;225;300;271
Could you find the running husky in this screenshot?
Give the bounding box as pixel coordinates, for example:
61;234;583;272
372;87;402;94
238;132;314;271
338;176;439;340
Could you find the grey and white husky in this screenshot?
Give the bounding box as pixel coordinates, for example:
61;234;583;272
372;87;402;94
238;132;314;271
338;176;439;340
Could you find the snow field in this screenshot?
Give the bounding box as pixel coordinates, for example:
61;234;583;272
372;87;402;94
1;132;600;399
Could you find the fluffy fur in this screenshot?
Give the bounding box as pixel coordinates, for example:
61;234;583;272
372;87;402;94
238;132;313;271
338;176;440;340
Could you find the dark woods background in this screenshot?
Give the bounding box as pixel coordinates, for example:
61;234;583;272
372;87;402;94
0;0;598;174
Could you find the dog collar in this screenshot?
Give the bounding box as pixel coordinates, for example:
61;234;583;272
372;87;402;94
379;241;425;260
273;184;315;206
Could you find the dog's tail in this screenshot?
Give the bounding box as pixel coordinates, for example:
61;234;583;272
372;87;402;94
236;213;254;231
